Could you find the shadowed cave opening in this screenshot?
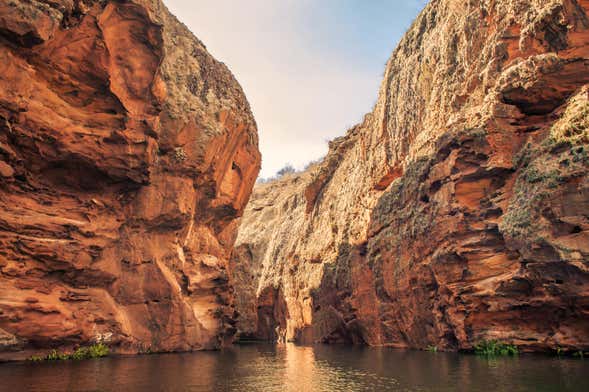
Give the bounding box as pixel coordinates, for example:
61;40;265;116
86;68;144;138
255;287;289;343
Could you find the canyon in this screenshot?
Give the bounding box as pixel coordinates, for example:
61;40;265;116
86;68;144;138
232;0;589;352
0;0;588;362
0;0;260;360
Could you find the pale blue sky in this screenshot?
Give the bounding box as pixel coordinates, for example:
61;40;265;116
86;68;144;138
165;1;428;178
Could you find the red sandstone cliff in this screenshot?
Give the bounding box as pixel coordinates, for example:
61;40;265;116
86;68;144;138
0;0;260;359
232;0;589;352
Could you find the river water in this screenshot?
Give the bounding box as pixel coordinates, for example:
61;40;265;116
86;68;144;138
1;343;587;391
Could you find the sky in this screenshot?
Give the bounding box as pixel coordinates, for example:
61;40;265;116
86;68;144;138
165;1;429;178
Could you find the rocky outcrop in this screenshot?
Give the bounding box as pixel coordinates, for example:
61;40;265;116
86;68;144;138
231;0;589;352
0;0;260;359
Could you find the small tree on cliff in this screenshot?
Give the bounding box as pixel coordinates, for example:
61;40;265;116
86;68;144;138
276;164;296;178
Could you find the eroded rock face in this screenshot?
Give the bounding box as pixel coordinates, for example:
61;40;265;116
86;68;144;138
0;0;260;359
232;0;589;352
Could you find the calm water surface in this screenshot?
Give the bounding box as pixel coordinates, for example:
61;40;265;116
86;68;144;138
1;343;587;391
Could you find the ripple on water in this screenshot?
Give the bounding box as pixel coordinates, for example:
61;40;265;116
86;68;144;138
0;344;588;392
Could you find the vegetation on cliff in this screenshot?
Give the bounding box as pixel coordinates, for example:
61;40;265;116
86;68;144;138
29;344;110;361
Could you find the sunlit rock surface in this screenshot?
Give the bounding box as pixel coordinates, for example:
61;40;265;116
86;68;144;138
232;0;589;352
0;0;260;359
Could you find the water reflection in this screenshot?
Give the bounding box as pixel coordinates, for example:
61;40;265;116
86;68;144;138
1;343;587;391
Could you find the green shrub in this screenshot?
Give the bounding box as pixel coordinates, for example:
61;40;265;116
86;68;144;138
474;340;518;356
70;343;109;360
426;345;438;352
45;349;69;361
28;344;109;362
88;343;110;358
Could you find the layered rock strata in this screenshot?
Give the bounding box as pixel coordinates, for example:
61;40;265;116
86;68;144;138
0;0;260;359
231;0;589;352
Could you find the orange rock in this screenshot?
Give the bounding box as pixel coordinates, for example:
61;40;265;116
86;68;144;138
0;0;260;359
232;0;589;353
0;161;13;177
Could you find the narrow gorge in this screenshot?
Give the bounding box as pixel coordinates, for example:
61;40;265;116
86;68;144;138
0;0;588;366
231;0;589;353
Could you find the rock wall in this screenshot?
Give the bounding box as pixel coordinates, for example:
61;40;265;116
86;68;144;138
231;0;589;352
0;0;260;359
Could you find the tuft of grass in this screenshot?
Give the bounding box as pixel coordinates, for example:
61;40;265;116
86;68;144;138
474;340;518;356
573;351;586;359
45;349;70;361
426;345;438;352
28;343;110;362
73;343;110;360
